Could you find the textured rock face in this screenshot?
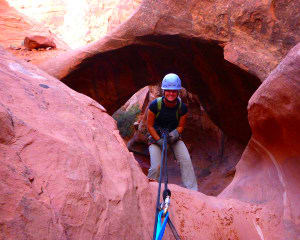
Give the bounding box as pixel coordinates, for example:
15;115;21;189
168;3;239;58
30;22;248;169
222;0;300;79
7;0;142;48
220;43;300;239
0;47;154;240
0;104;14;144
123;85;244;196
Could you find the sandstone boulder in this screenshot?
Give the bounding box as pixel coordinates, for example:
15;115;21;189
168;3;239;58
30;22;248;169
0;47;154;239
24;35;56;50
0;0;69;63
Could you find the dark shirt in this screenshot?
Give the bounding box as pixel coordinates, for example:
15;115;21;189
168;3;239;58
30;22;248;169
148;97;188;134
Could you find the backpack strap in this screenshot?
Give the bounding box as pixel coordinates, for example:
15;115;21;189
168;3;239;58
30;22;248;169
156;97;163;119
156;97;182;121
176;98;182;121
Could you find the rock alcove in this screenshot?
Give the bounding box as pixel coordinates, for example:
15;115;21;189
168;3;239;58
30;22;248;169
58;34;262;194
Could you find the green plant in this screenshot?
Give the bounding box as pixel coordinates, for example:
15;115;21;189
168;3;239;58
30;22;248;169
112;104;141;138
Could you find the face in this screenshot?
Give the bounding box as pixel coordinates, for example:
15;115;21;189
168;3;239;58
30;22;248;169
164;90;179;102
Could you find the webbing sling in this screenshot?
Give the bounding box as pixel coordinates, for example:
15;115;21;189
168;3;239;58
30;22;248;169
152;129;181;240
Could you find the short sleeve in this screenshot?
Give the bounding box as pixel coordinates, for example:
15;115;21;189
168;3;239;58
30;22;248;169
148;99;158;114
180;102;188;116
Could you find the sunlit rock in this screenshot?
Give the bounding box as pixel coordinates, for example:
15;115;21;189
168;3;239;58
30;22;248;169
7;0;142;48
0;0;69;63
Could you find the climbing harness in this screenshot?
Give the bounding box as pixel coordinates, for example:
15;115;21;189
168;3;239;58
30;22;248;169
152;129;181;240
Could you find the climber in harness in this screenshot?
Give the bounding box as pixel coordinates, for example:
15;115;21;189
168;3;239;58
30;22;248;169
148;73;198;240
147;73;198;191
151;129;181;240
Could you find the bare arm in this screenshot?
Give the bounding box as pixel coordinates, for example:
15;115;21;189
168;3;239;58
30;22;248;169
176;114;187;134
147;110;160;141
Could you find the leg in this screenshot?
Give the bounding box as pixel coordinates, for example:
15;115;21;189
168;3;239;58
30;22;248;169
171;140;198;191
147;144;162;181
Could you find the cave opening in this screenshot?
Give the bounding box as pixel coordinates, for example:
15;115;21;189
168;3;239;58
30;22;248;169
62;34;261;195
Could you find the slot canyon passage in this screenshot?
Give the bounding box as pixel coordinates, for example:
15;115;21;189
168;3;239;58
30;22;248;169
1;0;300;239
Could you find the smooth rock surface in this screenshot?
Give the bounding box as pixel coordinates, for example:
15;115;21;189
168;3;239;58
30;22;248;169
0;47;154;240
220;43;300;239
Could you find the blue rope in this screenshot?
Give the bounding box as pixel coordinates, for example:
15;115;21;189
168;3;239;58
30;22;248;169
156;210;169;240
152;129;181;240
152;131;168;240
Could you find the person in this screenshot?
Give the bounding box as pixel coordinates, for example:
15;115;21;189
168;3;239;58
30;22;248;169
147;73;198;191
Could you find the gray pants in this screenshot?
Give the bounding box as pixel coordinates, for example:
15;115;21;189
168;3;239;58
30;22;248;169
148;140;198;191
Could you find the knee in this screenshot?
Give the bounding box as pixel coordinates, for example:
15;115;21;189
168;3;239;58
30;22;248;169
173;141;190;157
149;144;161;158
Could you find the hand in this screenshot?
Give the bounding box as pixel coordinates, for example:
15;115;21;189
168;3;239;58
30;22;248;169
168;129;179;144
155;138;164;147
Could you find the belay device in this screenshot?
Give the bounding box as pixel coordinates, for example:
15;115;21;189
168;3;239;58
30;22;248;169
152;129;181;240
